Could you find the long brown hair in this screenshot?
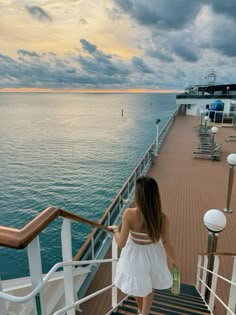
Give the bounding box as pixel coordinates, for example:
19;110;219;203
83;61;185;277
135;176;163;242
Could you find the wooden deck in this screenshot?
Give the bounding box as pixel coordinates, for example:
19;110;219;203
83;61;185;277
79;114;236;315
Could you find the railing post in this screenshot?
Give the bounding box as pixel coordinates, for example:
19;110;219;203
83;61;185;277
201;255;208;297
205;232;218;303
27;236;46;315
227;256;236;315
61;218;75;315
209;255;219;311
112;237;118;308
196;255;202;291
0;279;7;315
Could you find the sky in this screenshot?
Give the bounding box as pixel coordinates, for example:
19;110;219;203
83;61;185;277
1;0;236;92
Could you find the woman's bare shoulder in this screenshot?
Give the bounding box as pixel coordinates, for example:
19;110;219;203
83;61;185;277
123;207;137;217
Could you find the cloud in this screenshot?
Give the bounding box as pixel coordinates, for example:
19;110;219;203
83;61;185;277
0;40;133;89
113;0;204;30
210;0;236;20
18;49;40;58
131;56;154;73
25;5;52;22
80;39;97;54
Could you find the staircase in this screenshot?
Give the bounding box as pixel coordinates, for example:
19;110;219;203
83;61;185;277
112;284;211;315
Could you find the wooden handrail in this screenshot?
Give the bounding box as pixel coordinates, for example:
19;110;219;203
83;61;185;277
198;252;236;256
0;206;111;250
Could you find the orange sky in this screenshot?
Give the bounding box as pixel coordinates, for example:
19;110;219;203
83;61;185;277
0;87;183;93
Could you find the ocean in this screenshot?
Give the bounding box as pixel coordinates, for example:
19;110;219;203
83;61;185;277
0;92;176;280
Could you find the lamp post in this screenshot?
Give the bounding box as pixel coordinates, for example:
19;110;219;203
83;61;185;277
210;127;218;161
155;119;161;155
200;110;205;126
203;209;227;303
204;115;209;135
223;153;236;213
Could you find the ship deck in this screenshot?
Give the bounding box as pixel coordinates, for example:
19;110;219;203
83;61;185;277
79;114;236;315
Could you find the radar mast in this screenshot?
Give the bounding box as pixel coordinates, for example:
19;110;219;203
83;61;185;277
207;69;216;85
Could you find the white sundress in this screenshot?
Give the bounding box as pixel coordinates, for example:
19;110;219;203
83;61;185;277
114;231;173;297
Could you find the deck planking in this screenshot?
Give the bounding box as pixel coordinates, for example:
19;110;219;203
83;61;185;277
79;114;236;315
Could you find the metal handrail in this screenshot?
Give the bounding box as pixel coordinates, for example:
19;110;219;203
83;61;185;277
196;253;236;314
0;258;117;303
197;277;235;315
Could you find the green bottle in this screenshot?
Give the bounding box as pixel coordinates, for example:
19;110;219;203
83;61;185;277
172;266;180;295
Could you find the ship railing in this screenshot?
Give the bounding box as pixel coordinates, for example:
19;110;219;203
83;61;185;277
197;107;236;127
0;209;124;315
0;109;178;314
73;108;177;275
196;252;236;314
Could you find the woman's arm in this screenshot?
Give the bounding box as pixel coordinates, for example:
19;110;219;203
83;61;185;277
109;208;131;248
161;215;177;267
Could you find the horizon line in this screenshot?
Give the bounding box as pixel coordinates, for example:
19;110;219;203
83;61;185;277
0;87;183;93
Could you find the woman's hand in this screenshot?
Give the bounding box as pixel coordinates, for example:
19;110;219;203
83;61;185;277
108;225;119;233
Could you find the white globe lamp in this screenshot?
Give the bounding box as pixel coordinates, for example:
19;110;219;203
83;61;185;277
204;209;226;233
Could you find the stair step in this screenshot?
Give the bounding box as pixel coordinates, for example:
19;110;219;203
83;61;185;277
128;295;209;312
111;283;210;315
124;299;209;315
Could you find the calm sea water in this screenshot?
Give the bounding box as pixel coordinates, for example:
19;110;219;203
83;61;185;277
0;92;176;280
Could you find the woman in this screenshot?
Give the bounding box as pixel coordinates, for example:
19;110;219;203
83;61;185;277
109;176;176;315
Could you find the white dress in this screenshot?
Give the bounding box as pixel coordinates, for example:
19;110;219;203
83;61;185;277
114;231;173;297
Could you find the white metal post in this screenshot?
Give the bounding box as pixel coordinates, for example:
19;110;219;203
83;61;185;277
196;255;202;290
0;279;7;314
112;237;118;308
201;255;208;297
224;165;234;213
27;236;46;315
227;256;236;315
61;218;75;315
209;255;219;311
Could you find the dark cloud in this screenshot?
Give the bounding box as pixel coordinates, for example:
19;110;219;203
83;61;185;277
0;40;133;89
211;22;236;57
148;49;174;63
18;49;40;58
131;57;154;73
210;0;236;20
80;39;97;54
25;5;52;23
113;0;203;30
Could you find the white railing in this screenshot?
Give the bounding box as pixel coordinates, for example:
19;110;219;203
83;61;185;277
196;253;236;315
197;107;236;127
0;237;120;315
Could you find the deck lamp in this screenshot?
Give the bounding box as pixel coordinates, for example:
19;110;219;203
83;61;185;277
224;153;236;213
203;209;227;302
211;126;218;134
210;127;218;161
